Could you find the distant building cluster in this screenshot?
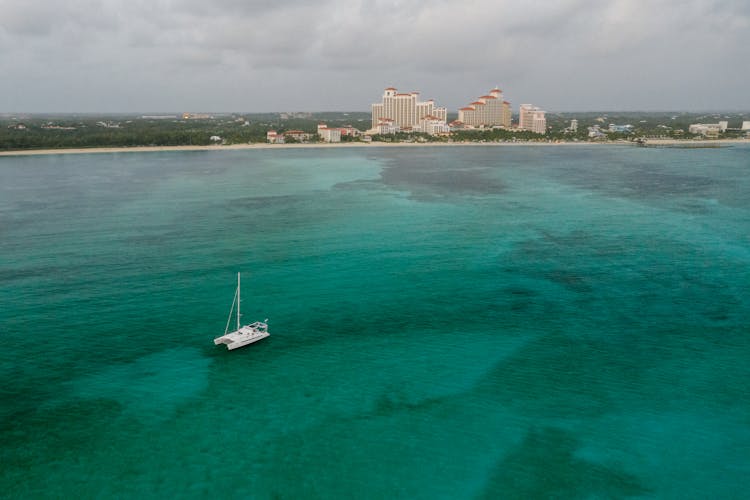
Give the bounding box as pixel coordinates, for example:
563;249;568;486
264;84;552;142
369;86;546;136
96;121;121;129
280;112;312;120
182;113;213;120
266;124;363;144
587;125;606;139
687;120;750;138
586;123;634;138
41;123;77;130
266;130;313;144
608;123;634;133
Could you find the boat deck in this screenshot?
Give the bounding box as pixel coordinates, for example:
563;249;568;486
214;325;269;350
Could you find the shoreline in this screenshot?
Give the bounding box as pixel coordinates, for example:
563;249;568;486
0;138;747;157
639;138;749;147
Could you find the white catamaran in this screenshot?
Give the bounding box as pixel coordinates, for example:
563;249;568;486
213;272;269;350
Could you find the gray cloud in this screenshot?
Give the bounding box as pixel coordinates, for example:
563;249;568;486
0;0;748;112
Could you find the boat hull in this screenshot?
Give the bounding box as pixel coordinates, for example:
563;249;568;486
228;331;269;350
214;328;269;350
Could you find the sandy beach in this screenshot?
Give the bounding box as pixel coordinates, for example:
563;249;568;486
0;138;747;157
641;138;749;147
0;141;600;157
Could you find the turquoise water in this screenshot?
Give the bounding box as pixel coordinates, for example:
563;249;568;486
1;145;749;498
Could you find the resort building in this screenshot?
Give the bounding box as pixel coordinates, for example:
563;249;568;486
372;118;400;135
340;126;361;138
588;125;606;139
448;120;468;131
519;104;547;134
317;124;341;143
416;116;451;135
283;130;313;142
266;130;314;143
688;123;722;138
266;130;283;143
371;87;447;132
457;88;511;128
317;123;362;142
608;124;634;133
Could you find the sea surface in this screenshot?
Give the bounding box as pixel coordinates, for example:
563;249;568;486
1;145;749;498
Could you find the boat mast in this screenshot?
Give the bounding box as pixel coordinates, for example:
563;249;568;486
237;272;241;330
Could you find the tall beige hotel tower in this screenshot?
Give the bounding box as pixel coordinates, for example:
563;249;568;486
457;88;511;128
518;104;547;134
371;88;447;130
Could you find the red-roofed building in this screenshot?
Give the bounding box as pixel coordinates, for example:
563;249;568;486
449;120;469;130
266;130;283;144
416;115;450;135
317;123;363;142
373;118;400;135
317;123;341;142
458;87;511;128
371;86;447;133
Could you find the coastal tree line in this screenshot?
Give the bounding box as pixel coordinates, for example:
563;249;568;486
0;113;372;150
1;111;747;150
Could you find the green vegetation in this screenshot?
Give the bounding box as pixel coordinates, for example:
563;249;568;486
0;112;370;151
371;132;444;143
545;111;749;140
450;129;552;142
1;111;747;151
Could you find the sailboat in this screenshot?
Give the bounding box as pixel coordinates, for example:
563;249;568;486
213;272;269;350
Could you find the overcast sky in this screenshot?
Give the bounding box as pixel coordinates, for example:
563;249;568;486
1;0;748;113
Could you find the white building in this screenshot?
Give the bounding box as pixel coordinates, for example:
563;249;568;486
282;130;313;142
519;104;547;134
608;124;634;133
339;126;361;138
588;125;606;139
371;87;447;132
373;118;400;135
317;123;342;143
688;123;722;138
532;114;547;134
457;88;511;128
416;116;451;135
266;130;284;144
570;119;578;132
741;121;750;131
